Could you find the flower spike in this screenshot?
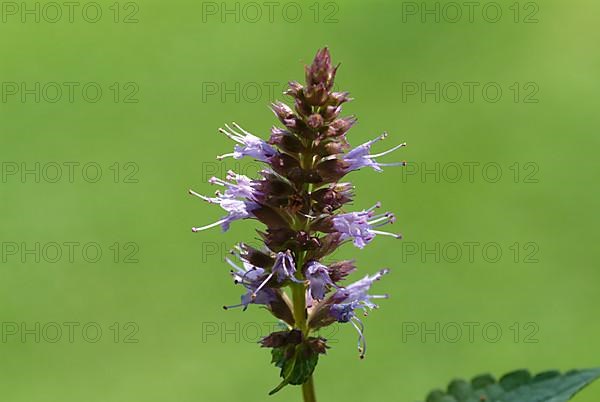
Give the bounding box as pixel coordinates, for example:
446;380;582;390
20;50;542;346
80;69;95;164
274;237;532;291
189;48;402;396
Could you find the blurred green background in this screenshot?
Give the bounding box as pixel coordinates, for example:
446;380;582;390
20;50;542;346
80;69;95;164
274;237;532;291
1;0;599;401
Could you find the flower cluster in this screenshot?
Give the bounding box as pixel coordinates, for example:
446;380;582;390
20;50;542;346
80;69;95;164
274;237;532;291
190;48;405;394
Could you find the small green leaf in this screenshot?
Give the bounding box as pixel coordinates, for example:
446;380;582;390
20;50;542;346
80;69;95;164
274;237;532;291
268;344;319;395
425;368;600;402
284;345;319;386
270;347;286;369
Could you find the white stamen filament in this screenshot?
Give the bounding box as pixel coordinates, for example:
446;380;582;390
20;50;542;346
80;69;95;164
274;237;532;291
216;152;235;160
368;142;406;158
367;214;392;225
351;316;367;359
189;189;214;203
369;230;402;239
377;162;407;167
192;218;227;232
251;272;274;299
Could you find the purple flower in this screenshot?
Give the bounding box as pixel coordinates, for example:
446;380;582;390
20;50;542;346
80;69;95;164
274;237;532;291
305;261;337;301
217;123;277;162
223;250;303;310
189;171;261;232
209;170;257;200
331;203;401;248
342;133;406;172
271;250;303;283
224;256;277;310
329;269;390;358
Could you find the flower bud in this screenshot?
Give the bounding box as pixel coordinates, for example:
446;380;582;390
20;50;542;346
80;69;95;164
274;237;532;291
328;91;352;106
321;105;341;121
326;116;357;137
311;183;354;212
307;113;324;129
271;101;301;131
327;260;357;282
316;159;349;183
294;98;313;118
305;47;338;91
252;205;290;230
239;243;275;269
304;82;329;106
285;81;304;98
268;127;305;154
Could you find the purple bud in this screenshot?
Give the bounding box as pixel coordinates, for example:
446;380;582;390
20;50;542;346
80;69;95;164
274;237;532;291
327;260;357;283
305;47;338;91
268;127;305;154
307;113;324;129
328;91;352;106
285;81;304;98
271;101;300;130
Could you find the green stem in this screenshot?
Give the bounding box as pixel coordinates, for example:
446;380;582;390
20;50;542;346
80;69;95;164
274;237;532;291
291;253;317;402
302;376;317;402
291;250;309;337
292;151;317;402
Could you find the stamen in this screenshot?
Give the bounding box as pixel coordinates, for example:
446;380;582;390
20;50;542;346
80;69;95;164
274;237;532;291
367;132;387;145
192;218;227;232
377;161;407;167
368;142;407;158
367;214;392;225
365;202;381;213
225;257;243;272
209;177;228;186
376;268;391;277
218;127;243;143
240;267;258;285
369;230;402;239
223;303;244;310
369;220;394;229
232;122;252;135
189;189;214;203
351;316;367;359
251;272;274;299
